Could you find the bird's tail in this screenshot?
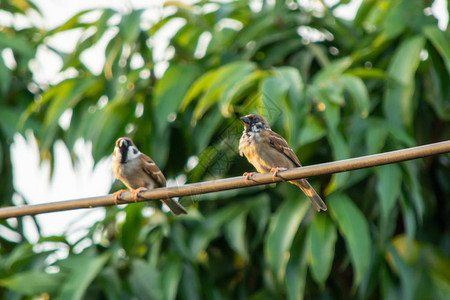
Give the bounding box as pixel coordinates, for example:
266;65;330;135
161;198;188;215
289;179;327;211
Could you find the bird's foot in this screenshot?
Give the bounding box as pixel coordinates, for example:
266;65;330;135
270;167;288;179
132;187;148;202
243;172;258;183
112;190;129;205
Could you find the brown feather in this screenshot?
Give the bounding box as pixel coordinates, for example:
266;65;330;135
289;179;327;211
139;154;187;215
140;153;166;187
265;130;302;167
239;114;327;211
113;137;187;215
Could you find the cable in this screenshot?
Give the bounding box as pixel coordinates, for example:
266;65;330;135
0;140;449;219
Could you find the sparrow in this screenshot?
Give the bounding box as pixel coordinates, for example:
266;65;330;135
239;114;327;211
112;137;187;215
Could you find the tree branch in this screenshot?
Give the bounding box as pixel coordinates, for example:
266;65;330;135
1;140;449;219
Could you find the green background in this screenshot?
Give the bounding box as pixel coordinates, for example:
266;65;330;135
0;0;449;299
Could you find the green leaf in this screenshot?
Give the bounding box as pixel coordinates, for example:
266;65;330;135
149;126;171;168
235;13;277;50
310;79;345;111
97;266;122;300
0;105;22;137
423;245;450;298
265;196;310;283
49;9;98;33
325;126;350;193
57;252;110;300
3;243;52;274
366;120;388;154
308;214;337;285
180;70;218;112
193;61;256;121
119;10;144;45
387;35;426;85
307;43;329;68
376;164;402;223
170;223;194;261
384;35;425;127
191;107;225;151
379;1;407;40
179;263;201;300
161;257;183;300
224;209;249;262
90;103;130;161
128;259;162;300
314;57;353;82
329;193;371;287
181;61;257;122
345;68;386;79
120;202;144;255
386;244;417;300
0;32;36;58
388;125;416;147
431;273;450;300
339;74;370;117
154;63;202;131
249;289;277;300
276;66;307;144
259;74;288;125
190;202;245;258
321;99;341;129
39;78;97;153
401;194;417;241
402;161;424;222
0;271;64;296
220;71;265;116
423;25;450;74
248;195;271;250
380;263;398;300
276;67;304;109
147;225;164;269
263;37;303;67
0;56;11;97
297;115;325;147
285;234;309;300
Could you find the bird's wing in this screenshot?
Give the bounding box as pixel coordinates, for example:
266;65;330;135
141;153;166;187
265;130;302;167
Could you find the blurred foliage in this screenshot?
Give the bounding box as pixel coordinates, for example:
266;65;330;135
1;0;450;299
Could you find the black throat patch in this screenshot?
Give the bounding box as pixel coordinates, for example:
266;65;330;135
119;146;129;164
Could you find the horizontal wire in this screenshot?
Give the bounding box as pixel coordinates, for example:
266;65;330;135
0;140;449;219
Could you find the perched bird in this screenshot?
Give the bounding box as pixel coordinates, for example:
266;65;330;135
112;137;187;215
239;114;327;211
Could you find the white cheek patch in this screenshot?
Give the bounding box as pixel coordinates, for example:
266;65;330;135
247;131;261;142
255;132;261;142
127;146;141;160
251;122;265;132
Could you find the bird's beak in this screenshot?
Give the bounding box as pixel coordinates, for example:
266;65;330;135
240;116;250;124
119;139;124;147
